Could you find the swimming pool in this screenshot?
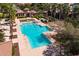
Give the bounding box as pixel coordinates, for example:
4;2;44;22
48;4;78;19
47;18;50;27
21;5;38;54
20;22;51;48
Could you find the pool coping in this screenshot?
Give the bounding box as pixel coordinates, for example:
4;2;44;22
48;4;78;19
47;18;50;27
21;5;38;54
15;18;48;56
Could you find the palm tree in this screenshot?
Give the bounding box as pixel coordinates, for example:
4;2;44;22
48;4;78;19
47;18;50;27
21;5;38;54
8;4;16;39
52;4;58;19
0;3;16;40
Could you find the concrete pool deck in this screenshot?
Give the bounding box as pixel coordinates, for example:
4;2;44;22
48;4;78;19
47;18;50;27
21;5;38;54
15;18;47;56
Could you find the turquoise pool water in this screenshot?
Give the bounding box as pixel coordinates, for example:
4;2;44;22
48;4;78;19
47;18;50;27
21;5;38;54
20;23;51;48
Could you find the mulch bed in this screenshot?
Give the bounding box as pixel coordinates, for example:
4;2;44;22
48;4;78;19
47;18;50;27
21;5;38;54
12;43;20;56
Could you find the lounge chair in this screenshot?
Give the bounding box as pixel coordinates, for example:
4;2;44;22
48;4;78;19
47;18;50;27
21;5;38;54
12;35;17;39
4;31;10;37
12;28;17;32
13;23;17;26
4;36;10;41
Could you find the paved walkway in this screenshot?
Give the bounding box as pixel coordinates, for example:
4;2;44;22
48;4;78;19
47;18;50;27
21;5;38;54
15;18;47;56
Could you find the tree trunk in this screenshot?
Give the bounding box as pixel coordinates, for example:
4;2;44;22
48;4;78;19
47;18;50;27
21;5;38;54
54;9;56;18
10;19;13;40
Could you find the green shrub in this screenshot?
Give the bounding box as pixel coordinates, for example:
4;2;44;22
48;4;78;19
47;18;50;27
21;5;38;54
17;16;26;18
0;32;4;42
12;45;15;56
3;14;9;18
53;22;79;55
0;13;3;18
32;14;44;19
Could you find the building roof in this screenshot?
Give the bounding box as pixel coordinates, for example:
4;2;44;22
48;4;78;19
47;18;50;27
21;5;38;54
16;9;37;14
30;10;37;13
16;9;24;13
